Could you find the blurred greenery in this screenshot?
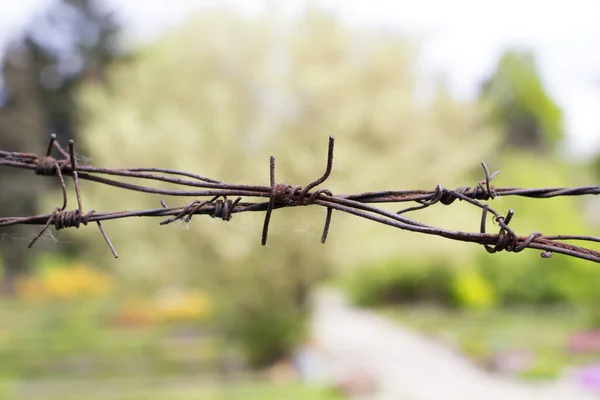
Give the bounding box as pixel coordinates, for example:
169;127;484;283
475;154;600;306
0;260;216;380
343;256;456;308
451;267;497;310
592;152;600;181
385;306;598;380
346;149;600;380
73;6;496;367
345;127;599;310
0;253;335;397
480;49;564;152
2;378;340;400
0;0;598;393
0;0;123;291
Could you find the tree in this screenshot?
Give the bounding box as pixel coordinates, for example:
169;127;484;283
0;0;122;293
593;152;600;181
480;49;564;152
22;0;122;142
0;48;47;295
77;6;496;365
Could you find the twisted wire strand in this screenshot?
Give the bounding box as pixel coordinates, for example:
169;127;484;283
0;135;598;262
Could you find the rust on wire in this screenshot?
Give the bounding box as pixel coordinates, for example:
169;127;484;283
0;134;599;263
26;135;118;258
261;136;335;246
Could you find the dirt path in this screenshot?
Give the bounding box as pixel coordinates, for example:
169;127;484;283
308;289;597;400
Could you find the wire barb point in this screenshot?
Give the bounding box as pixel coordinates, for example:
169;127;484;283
1;133;599;263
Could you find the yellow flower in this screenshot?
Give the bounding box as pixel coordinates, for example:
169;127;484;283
156;290;212;322
16;262;113;301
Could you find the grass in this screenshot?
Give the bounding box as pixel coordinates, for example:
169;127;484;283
382;305;599;380
0;296;341;400
1;377;341;400
0;296;223;378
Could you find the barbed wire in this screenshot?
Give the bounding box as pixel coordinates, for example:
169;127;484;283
0;134;599;262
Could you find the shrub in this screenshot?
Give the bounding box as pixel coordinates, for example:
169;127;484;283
346;257;456;308
479;251;600;307
226;303;305;367
474;154;600;307
452;269;496;310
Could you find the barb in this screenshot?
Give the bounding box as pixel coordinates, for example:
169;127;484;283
25;135;118;258
1;135;599;263
260;136;335;246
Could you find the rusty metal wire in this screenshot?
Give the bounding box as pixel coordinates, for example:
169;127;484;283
1;134;599;262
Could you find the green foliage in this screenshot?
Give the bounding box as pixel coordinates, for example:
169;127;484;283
592;152;600;181
480;49;564;152
386;306;588;381
0;297;227;380
224;302;305;367
347;152;598;310
22;0;122;142
451;268;496;310
2;380;340;400
346;257;456;307
76;5;494;365
519;359;563;380
475;154;600;306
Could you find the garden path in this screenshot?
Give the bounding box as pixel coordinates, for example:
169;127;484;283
309;288;597;400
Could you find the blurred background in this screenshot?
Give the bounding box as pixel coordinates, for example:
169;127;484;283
0;0;599;399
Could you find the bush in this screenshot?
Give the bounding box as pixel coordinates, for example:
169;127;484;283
471;154;600;307
225;302;305;367
478;251;600;307
207;248;329;368
346;257;456;308
452;268;496;310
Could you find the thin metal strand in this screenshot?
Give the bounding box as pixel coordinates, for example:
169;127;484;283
0;134;597;263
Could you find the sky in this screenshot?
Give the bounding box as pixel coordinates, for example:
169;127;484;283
1;0;599;159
